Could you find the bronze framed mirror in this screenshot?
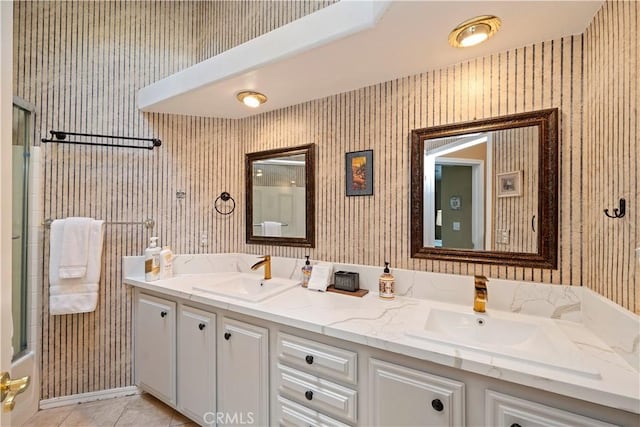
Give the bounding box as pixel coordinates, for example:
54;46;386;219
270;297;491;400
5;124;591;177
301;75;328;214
410;109;558;268
246;143;315;247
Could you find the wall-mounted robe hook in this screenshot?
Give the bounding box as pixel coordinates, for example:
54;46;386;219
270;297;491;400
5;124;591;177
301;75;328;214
604;198;626;218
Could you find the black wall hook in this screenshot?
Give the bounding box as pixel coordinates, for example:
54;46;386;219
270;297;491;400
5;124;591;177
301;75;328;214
604;198;626;218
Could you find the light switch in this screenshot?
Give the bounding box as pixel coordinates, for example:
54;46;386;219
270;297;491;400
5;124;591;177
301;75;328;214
452;221;461;231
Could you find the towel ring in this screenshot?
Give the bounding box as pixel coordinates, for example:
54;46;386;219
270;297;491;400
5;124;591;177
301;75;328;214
214;192;235;215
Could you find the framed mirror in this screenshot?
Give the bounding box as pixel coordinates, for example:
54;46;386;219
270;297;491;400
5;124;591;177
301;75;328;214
410;109;558;268
246;143;315;247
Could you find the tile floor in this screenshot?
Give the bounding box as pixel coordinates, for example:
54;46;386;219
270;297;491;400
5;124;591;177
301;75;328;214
22;393;198;427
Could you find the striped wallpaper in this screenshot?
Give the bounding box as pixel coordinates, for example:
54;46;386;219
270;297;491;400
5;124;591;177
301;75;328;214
12;0;636;399
583;0;638;316
492;126;539;253
13;0;333;400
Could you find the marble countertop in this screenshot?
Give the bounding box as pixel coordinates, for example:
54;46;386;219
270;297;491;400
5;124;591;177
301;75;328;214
124;272;640;415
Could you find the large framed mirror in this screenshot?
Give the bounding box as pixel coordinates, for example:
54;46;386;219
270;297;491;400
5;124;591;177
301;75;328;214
246;143;315;247
410;109;558;268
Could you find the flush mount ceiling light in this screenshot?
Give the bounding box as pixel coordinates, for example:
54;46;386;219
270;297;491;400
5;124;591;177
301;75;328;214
448;15;501;48
236;91;268;108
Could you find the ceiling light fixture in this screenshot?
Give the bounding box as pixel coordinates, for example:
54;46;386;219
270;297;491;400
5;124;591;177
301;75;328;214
448;15;501;48
236;91;267;108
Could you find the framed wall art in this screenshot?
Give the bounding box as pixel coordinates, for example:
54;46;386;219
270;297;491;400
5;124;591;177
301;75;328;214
496;170;522;198
345;150;373;196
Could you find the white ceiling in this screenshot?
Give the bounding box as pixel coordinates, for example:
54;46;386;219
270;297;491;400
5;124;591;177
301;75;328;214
138;0;603;119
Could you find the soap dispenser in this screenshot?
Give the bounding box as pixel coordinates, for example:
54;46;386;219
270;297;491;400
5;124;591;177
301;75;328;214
144;237;161;282
379;261;395;299
301;255;313;288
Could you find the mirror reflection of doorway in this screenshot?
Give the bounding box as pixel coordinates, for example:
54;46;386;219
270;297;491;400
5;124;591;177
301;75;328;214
434;160;484;250
423;134;490;251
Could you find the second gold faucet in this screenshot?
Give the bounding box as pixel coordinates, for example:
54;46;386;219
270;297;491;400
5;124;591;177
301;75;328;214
251;255;271;280
473;275;488;313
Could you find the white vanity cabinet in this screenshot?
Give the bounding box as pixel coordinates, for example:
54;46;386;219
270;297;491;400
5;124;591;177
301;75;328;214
134;292;176;406
177;306;216;423
128;283;638;427
368;358;465;427
219;317;269;426
485;390;619;427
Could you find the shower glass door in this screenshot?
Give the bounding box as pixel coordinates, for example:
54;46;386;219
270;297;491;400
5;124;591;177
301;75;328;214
11;103;30;359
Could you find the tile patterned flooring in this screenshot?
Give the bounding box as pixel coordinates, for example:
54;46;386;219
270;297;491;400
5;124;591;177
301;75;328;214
22;393;197;427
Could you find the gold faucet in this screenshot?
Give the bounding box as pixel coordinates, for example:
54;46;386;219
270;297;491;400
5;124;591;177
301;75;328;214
251;255;271;280
473;275;488;313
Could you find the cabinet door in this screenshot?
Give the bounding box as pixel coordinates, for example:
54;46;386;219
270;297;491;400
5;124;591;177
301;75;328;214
486;390;618;427
219;318;269;426
178;306;216;423
368;358;465;427
135;292;176;406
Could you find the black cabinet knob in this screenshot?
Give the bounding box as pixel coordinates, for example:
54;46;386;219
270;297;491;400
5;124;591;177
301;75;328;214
305;355;314;365
510;424;522;427
305;390;313;401
198;323;206;330
224;332;232;340
160;311;167;318
431;398;444;412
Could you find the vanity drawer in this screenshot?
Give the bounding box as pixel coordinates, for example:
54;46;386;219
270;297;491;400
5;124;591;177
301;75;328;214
277;364;358;423
277;395;351;427
278;332;357;384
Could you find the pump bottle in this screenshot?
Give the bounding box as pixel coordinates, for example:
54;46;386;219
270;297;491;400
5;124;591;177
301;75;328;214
378;261;395;299
144;237;161;281
301;255;313;288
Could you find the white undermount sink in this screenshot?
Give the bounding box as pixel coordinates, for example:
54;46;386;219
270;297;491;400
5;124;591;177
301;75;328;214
193;273;300;302
405;307;601;379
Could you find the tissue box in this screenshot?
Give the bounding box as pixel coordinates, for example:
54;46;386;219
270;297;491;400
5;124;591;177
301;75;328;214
334;271;359;292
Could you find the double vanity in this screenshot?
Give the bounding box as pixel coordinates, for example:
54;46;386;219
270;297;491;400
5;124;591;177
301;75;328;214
123;253;639;427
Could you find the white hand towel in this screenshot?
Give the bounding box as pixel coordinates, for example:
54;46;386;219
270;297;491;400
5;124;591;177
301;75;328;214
49;219;104;315
307;263;333;292
58;217;92;278
262;221;282;237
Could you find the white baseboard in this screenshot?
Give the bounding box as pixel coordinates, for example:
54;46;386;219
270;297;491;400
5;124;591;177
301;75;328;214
39;386;141;410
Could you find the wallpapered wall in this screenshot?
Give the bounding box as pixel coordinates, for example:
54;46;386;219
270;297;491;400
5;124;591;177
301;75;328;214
583;0;638;314
492;126;539;253
13;0;636;399
13;0;333;400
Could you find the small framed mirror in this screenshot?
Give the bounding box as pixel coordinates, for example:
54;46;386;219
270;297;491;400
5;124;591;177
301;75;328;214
410;109;558;268
246;143;315;247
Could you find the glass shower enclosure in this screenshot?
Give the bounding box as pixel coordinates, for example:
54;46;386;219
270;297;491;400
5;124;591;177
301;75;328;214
11;101;31;359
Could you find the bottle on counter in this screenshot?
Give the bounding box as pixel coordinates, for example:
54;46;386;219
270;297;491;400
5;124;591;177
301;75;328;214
144;236;161;282
301;255;313;288
378;261;395;300
159;245;174;279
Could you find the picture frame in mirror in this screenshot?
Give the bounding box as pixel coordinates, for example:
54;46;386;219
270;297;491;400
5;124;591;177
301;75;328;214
497;170;523;198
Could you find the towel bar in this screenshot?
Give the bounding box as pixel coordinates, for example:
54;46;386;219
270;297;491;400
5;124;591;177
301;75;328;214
43;218;155;230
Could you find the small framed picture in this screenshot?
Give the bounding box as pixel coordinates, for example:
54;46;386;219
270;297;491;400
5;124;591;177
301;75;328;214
449;195;462;210
496;170;522;198
345;150;373;196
